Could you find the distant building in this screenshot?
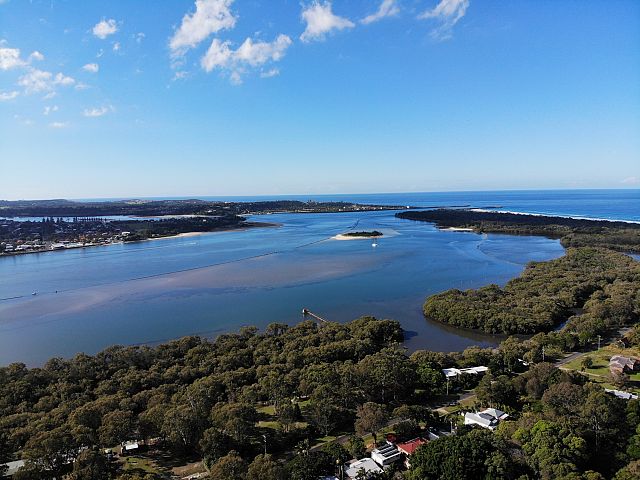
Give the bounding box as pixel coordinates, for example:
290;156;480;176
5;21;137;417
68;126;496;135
345;458;383;479
121;441;140;456
1;460;25;477
605;388;639;400
464;408;509;431
370;442;402;467
397;438;428;468
442;366;489;378
609;355;640;375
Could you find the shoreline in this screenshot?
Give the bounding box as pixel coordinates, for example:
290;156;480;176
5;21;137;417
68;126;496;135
469;208;640;225
0;221;280;258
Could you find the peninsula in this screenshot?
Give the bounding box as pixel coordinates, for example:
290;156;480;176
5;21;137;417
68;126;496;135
397;208;640;252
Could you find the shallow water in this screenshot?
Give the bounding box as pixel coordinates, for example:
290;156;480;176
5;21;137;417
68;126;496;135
0;209;567;366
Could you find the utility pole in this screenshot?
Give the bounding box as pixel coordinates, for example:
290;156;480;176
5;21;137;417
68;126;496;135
262;434;267;456
446;376;449;396
597;335;602;351
542;346;545;362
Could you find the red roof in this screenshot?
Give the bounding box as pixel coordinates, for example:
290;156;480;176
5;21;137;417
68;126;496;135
397;438;428;455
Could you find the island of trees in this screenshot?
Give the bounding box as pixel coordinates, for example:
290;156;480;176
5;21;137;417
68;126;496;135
343;231;383;238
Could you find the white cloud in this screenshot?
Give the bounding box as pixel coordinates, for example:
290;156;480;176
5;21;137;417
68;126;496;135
28;50;45;62
0;46;26;70
134;32;145;43
92;19;118;39
112;41;121;52
200;39;233;71
83;105;114;117
18;68;52;93
300;1;354;42
234;35;291;67
621;176;639;185
43;91;57;100
53;72;75;86
418;0;469;40
0;90;19;101
49;121;68;128
361;0;400;25
201;34;292;83
169;0;236;56
18;69;75;94
43;105;58;115
74;83;90;91
82;63;99;73
260;68;280;78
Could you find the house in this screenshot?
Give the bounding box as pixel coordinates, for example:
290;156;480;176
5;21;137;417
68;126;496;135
609;355;640;375
345;458;383;479
464;408;509;431
370;442;402;467
605;388;639;400
121;441;140;456
396;438;428;468
1;460;25;477
442;366;489;378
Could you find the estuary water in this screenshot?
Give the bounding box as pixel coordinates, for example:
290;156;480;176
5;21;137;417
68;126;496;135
0;189;637;366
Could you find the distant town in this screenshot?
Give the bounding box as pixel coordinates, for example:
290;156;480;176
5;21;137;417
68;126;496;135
0;199;410;256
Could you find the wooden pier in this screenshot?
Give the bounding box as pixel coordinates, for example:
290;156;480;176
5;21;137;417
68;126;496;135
302;308;329;324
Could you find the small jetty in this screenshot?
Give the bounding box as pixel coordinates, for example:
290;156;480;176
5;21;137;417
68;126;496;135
302;308;329;324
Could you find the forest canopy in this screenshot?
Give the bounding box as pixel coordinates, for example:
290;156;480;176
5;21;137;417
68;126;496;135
423;247;640;334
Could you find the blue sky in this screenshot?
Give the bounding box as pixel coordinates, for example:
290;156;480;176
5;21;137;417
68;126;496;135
0;0;639;200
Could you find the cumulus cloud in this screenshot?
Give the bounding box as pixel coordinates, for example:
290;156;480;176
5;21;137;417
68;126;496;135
112;41;121;52
49;121;68;128
201;34;291;83
83;105;114;117
92;19;118;39
18;69;75;94
300;1;354;43
54;72;75;86
28;50;44;62
200;39;233;72
82;63;99;73
234;35;291;67
169;0;236;56
18;69;52;93
0;90;19;101
362;0;400;25
418;0;469;40
0;46;27;70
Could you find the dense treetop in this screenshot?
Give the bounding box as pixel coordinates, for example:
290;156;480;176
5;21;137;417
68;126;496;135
423;247;640;334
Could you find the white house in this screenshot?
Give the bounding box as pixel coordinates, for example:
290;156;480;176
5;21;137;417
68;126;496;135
442;366;489;378
1;460;25;477
345;458;383;479
605;388;639;400
464;408;509;431
370;442;402;467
